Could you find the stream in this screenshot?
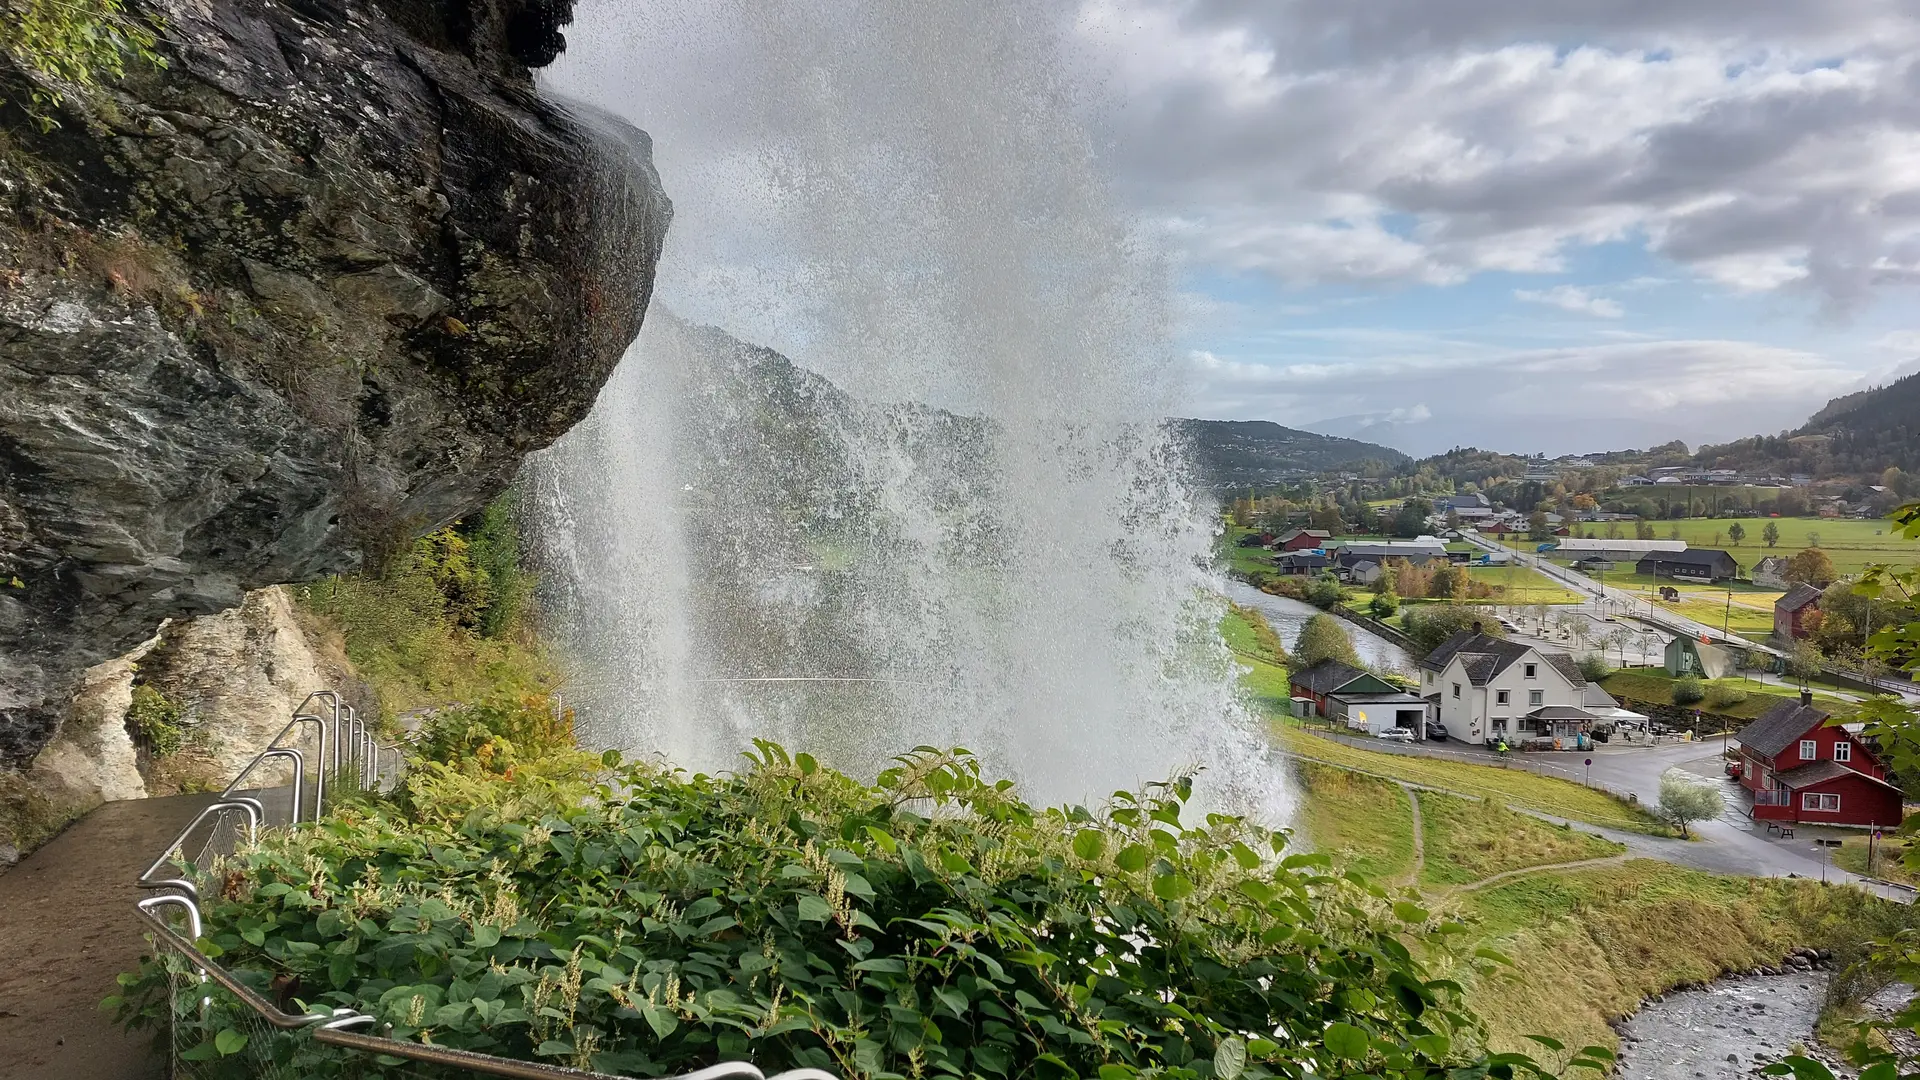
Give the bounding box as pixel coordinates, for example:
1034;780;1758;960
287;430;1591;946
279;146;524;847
1615;972;1828;1079
1224;580;1415;675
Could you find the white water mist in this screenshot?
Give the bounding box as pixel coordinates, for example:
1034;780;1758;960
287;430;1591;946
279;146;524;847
526;0;1287;817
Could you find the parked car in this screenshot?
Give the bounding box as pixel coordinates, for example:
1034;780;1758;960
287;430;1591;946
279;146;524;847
1377;727;1415;742
1425;722;1448;741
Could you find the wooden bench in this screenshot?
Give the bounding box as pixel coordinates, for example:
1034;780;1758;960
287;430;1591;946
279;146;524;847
1765;822;1781;835
1780;827;1795;840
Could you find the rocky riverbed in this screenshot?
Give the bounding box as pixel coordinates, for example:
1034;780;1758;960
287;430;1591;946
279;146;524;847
1616;971;1827;1079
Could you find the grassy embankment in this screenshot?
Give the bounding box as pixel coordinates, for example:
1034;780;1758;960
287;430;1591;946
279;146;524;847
1598;669;1858;720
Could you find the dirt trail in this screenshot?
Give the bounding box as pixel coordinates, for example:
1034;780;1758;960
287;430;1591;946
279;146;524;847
0;793;214;1080
1400;786;1426;887
1448;853;1632;894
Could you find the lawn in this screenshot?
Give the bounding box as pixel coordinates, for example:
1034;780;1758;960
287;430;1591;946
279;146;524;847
1416;790;1623;887
1273;721;1669;834
1560;517;1911;577
1460;564;1587;605
1831;835;1917;887
1217;525;1279;578
1221;602;1292;715
1598;669;1858;719
1293;762;1416;881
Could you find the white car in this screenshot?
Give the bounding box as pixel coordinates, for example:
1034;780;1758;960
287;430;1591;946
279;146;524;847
1376;728;1415;742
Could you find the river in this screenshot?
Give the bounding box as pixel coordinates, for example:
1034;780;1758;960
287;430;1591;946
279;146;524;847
1224;580;1415;676
1615;972;1827;1079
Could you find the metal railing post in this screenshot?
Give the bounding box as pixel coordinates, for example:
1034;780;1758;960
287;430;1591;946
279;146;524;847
289;713;327;820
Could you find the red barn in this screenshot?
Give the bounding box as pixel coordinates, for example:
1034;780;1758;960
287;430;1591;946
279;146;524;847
1272;528;1332;552
1735;691;1904;828
1774;583;1822;640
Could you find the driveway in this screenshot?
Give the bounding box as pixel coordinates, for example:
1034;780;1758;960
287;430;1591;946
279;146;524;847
1302;728;1913;900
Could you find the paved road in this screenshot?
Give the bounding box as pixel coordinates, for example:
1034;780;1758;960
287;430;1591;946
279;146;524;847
1299;728;1914;900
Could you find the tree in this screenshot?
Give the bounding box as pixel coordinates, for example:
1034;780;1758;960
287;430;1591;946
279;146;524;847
1605;521;1623;540
1304;571;1345;609
1309;503;1345;535
1577;654;1611;681
1528;510;1552;541
1369;590;1399;618
1658;767;1724;838
1667;524;1683;541
1727;522;1745;546
1671;676;1705;706
1294;613;1361;669
1763;521;1781;547
1784;547;1837;587
1401;605;1505;656
1572;493;1598;511
1428;562;1463;599
1389;499;1433;539
1635;520;1657;540
1807;530;1822;549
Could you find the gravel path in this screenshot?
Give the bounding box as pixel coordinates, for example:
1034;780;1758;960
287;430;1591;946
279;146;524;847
0;793;214;1080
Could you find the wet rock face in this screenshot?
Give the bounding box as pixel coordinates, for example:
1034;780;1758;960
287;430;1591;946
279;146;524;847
0;0;671;767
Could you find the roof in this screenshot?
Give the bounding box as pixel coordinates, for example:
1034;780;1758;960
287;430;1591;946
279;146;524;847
1583;683;1620;709
1553;538;1686;553
1276;552;1332;568
1290;659;1372;696
1637;548;1739;568
1420;630;1531;682
1774;759;1903;793
1526;705;1598;721
1542;652;1589;688
1777;583;1823;613
1733;698;1832;759
1277;528;1331;541
1327;690;1430;705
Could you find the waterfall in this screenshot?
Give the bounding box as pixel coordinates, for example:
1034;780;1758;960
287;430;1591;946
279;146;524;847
524;0;1289;817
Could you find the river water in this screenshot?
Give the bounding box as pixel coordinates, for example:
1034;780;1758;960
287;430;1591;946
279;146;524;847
1224;580;1415;676
1614;973;1827;1080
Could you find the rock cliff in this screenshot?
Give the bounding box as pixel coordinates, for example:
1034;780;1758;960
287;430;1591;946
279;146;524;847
0;0;671;774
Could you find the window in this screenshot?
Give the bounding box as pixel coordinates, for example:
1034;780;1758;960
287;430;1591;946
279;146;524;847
1529;690;1544;707
1496;689;1510;705
1799;739;1818;760
1453;683;1461;698
1524;663;1537;678
1835;742;1851;763
1801;792;1841;812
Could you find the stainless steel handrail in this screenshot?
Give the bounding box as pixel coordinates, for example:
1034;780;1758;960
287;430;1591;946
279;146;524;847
133;689;837;1080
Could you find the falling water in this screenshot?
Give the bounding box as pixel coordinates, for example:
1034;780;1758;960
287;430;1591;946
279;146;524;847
525;0;1287;816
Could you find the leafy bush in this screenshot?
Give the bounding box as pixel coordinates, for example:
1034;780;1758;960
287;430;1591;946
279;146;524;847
1656;768;1723;838
1294;613;1361;670
1401;605;1504;657
2;0;165;126
1368;591;1399;619
126;683;186;756
1705;684;1748;709
1304;572;1345;609
1671;677;1706;707
1575;655;1610;683
115;746;1551;1080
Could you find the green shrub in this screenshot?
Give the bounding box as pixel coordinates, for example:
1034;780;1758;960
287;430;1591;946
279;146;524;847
2;0;166;126
1705;683;1749;709
1671;677;1706;707
1368;591;1399;618
1304;571;1345;609
1576;655;1611;682
125;684;186;756
113;746;1560;1080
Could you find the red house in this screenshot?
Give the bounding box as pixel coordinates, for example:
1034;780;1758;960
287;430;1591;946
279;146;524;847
1774;583;1822;640
1273;528;1332;552
1735;691;1904;827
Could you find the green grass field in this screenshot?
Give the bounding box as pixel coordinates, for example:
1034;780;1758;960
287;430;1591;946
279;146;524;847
1417;791;1623;886
1294;762;1417;881
1578;516;1912;576
1461;564;1587;605
1221;603;1292;715
1274;721;1668;833
1598;669;1858;718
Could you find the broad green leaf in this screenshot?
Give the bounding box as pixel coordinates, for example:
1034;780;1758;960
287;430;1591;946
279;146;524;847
1151;873;1194;901
1524;1034;1565;1052
1072;830;1105;860
470;924;501;949
214;1028;248;1056
1391;901;1429;924
1323;1022;1369;1060
1411;1033;1450;1059
796;895;834;923
1114;844;1151;873
1215;1036;1247;1080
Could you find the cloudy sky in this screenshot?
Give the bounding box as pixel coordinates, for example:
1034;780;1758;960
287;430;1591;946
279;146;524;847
556;0;1920;458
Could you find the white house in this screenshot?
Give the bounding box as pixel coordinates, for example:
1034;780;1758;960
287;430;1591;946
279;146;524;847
1419;629;1598;746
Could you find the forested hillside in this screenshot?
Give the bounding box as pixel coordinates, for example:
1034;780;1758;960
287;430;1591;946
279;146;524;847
1175;418;1409;491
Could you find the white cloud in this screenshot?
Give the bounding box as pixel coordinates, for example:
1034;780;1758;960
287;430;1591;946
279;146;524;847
1514;285;1625;317
1077;0;1920;308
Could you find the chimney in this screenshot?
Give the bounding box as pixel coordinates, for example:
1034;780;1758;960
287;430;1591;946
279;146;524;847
1801;688;1813;708
1472;621;1483;634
